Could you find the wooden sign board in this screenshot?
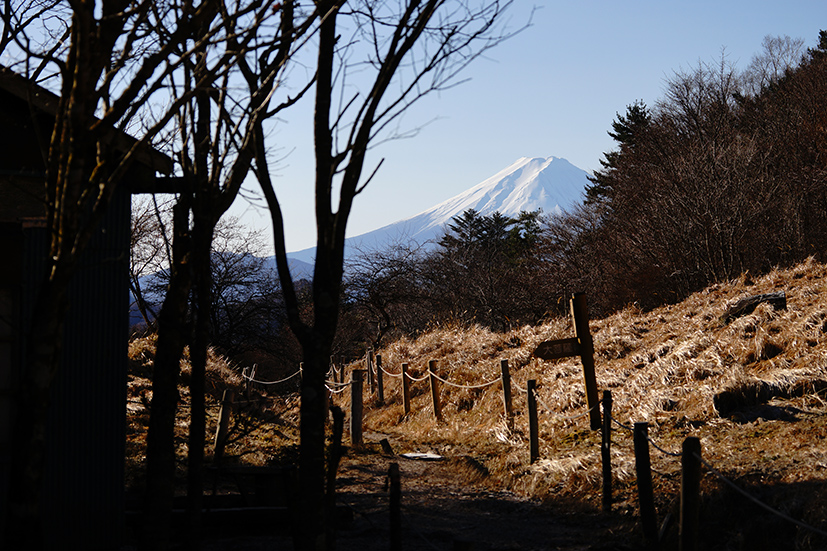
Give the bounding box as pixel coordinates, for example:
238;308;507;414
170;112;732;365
533;337;581;360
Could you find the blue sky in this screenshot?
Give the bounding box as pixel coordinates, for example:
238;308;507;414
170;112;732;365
230;1;827;253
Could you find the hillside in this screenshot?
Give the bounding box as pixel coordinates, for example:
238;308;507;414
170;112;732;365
348;257;827;548
126;258;827;549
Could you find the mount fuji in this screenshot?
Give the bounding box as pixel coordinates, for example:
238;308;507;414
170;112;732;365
285;156;590;271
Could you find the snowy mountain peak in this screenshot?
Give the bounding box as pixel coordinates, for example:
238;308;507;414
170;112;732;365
287;155;590;265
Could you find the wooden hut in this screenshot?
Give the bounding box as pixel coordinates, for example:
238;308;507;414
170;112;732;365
0;66;174;549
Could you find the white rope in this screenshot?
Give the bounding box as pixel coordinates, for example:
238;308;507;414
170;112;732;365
326;383;350;394
242;368;302;386
325;379;351;388
405;372;431;383
513;382;529;394
381;365;403;378
429;371;501;390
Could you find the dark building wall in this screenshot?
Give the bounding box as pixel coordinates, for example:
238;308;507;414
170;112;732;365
21;188;130;550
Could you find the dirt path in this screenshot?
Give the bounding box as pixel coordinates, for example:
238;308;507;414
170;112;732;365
198;433;636;551
332;453;625;551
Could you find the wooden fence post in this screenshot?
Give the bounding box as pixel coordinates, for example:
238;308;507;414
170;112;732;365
500;359;513;430
367;350;375;394
389;462;401;551
527;379;539;463
428;359;443;423
376;354;385;406
680;437;701;551
213;389;235;462
601;390;613;513
401;363;411;415
350;369;365;447
571;292;601;430
634;422;658;549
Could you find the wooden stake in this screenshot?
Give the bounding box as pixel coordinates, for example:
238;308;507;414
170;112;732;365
500;359;513;430
527;379;539;463
634;422;658;549
213;389;235;462
428;360;443;422
389;462;401;551
350;370;365;447
401;363;411;415
571;292;601;430
601;390;613;513
376;354;385;406
680;437;701;551
367;349;375;394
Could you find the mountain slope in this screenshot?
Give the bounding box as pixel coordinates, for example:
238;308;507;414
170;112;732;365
287;156;589;266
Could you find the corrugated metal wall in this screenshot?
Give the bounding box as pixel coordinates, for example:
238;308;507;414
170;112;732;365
24;188;130;550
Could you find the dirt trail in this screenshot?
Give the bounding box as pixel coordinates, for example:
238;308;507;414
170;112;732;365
198;432;636;551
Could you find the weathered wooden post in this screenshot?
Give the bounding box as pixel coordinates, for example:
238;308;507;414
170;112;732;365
527;379;539;463
680;437;702;551
389;462;401;551
634;422;658;549
367;349;375;394
376;354;385;406
243;367;251;400
350;369;365;447
500;359;513;431
213;389;235;462
601;390;613;513
401;363;411;415
571;292;601;430
428;359;443;423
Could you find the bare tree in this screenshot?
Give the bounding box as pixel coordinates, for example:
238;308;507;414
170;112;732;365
140;3;318;548
253;1;523;548
743;34;806;95
1;1;233;546
130;196;175;329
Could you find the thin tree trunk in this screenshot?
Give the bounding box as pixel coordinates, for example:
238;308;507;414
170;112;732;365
186;215;214;548
143;199;193;551
296;343;331;551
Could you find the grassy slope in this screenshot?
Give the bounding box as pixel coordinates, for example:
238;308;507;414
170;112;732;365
355;257;827;548
126;258;827;548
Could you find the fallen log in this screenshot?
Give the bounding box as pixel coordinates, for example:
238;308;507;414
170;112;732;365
720;291;786;324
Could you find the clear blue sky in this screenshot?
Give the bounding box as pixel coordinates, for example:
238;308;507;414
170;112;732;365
229;0;827;253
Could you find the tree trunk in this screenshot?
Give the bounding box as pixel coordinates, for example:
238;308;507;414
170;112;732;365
296;341;331;551
143;199;193;551
186;214;214;548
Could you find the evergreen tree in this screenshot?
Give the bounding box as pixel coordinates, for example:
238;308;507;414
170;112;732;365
586;100;651;205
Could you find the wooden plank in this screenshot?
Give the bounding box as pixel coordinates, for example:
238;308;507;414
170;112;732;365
533;337;581;360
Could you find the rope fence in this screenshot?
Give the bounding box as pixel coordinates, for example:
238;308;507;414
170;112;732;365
217;322;827;549
332;349;827;546
596;403;827;546
241;367;302;386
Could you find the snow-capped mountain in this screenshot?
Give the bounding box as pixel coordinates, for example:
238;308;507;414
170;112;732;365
287;156;589;268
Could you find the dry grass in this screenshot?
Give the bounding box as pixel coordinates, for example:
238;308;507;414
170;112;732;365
126;258;827;547
125;335;300;494
340;257;827;547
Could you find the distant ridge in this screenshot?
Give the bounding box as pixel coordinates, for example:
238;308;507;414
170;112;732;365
286;156;589;269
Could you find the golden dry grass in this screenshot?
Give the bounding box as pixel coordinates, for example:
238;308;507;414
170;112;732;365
125;335;300;493
126;258;827;547
335;257;827;545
